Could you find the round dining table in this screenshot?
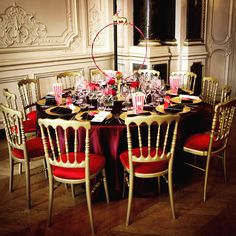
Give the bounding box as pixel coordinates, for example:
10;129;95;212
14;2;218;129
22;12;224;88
36;95;207;199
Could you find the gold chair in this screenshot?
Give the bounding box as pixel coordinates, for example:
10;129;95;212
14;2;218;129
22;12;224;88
17;78;39;122
171;71;197;93
183;98;236;202
2;88;18;110
220;85;232;103
201;77;219;106
138;69;160;78
57;71;83;90
0;104;47;209
38;118;109;234
3;88;37;175
120;114;180;226
90;68;103;79
2;88;36;136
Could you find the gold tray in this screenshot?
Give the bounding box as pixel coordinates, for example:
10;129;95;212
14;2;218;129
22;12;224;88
75;110;112;121
166;89;194;96
155;104;191;114
170;96;202;104
119;111;155;120
37;98;66;106
45;105;80;117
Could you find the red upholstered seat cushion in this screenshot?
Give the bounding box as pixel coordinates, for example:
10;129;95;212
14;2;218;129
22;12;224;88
120;147;169;174
12;137;46;159
26;110;37;121
52;152;106;179
23;119;37;133
184;133;224;151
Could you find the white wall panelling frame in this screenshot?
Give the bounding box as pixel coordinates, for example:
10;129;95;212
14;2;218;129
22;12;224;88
206;0;235;93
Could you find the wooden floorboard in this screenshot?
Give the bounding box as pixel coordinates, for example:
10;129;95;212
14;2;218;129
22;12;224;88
0;115;236;236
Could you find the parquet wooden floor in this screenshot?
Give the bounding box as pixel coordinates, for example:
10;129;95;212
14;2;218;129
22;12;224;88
0;115;236;236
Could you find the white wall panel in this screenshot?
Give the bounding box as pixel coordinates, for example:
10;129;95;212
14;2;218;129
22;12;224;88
206;0;235;93
212;0;230;42
209;50;227;87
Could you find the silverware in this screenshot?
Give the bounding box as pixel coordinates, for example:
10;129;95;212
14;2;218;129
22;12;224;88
70;115;76;120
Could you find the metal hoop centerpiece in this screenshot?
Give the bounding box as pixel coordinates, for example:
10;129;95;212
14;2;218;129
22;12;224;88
91;19;147;80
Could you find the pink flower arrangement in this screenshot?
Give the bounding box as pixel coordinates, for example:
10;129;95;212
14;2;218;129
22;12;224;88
104;87;116;96
88;82;99;91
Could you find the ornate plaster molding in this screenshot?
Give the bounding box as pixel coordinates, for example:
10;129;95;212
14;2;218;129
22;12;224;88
0;3;47;47
0;1;80;51
87;0;104;46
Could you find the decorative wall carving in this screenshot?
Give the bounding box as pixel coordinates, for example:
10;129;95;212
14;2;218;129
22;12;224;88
0;3;47;47
87;0;104;46
0;0;80;51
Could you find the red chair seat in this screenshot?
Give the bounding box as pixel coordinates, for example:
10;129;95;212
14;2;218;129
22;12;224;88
120;147;168;174
23;119;37;133
26;110;37;121
12;137;46;159
184;133;224;151
53;152;106;179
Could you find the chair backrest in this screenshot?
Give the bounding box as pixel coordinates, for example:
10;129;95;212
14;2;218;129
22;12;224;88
90;69;103;78
0;103;26;153
38;118;91;174
57;71;83;90
171;71;197;92
138;69;160;78
124;114;180;172
220;85;232;103
2;88;18;110
17;78;40;119
209;98;236;153
201;77;218;105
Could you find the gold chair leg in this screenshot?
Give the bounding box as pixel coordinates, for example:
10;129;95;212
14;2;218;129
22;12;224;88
203;155;211;202
9;157;13;192
102;169;110;204
19;163;22;175
43;159;48;179
126;174;134;226
168;171;176;219
64;183;69;191
25;161;31;209
47;176;54;226
85;179;95;235
222;150;227;183
71;184;75;198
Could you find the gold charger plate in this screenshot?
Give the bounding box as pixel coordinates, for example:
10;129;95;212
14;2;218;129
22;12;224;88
37;98;66;106
155;105;191;114
75;110;112;121
45;105;80;117
119;111;155;120
166;89;194;95
170;96;202;104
